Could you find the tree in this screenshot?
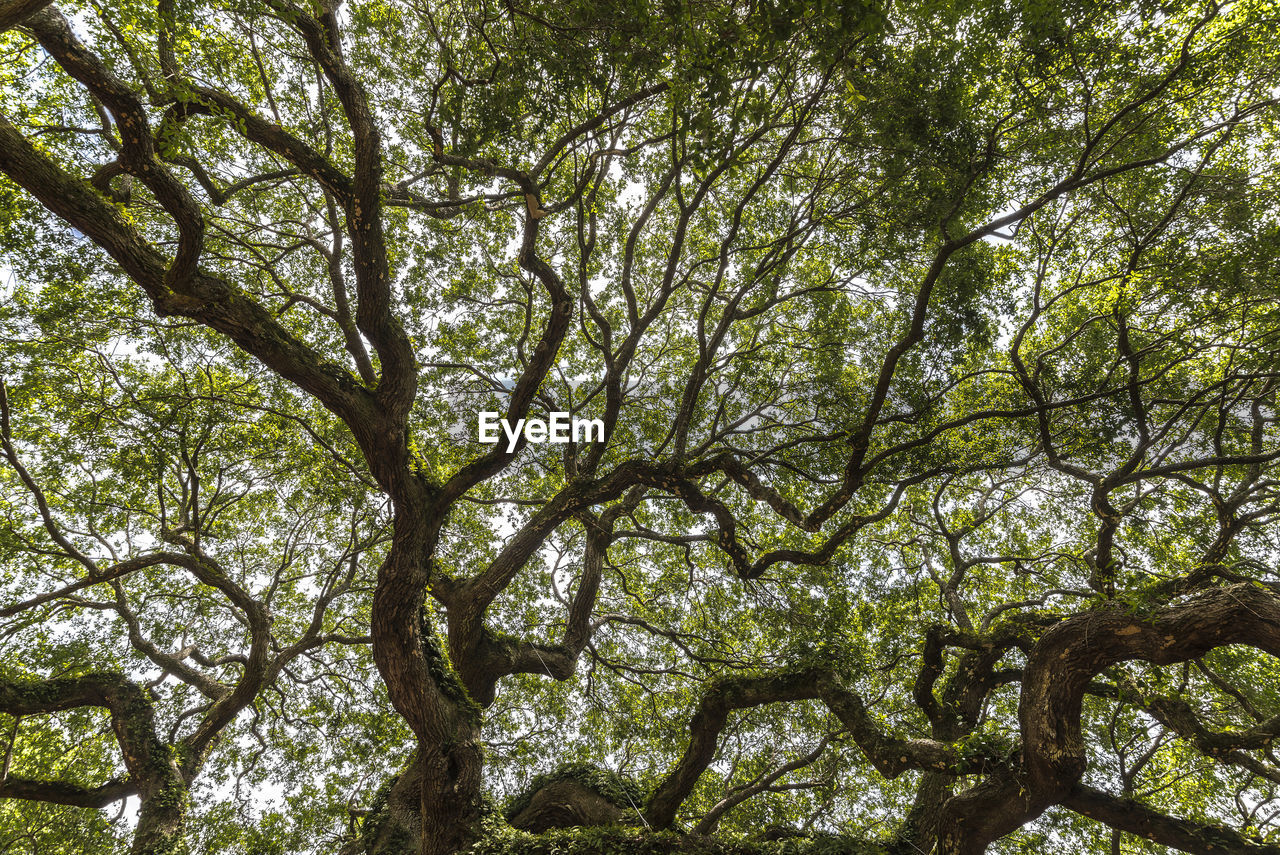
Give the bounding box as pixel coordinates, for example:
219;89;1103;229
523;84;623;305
1;0;1279;853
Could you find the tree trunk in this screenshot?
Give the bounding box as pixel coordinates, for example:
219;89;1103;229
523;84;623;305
417;731;484;855
895;771;952;852
365;734;483;855
131;777;188;855
369;506;485;855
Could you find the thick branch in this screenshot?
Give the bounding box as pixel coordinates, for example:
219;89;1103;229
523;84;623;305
644;667;961;829
0;0;49;31
0;775;135;808
0;672;181;805
1063;784;1280;855
0;113;381;453
937;583;1280;854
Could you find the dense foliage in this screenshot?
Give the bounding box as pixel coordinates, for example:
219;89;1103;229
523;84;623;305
2;0;1280;853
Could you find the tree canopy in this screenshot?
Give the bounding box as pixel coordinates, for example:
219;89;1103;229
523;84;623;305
2;0;1280;853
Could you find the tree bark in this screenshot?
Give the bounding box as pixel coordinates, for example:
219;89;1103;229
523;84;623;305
364;739;483;855
415;730;483;855
937;584;1280;854
1063;784;1280;855
0;0;52;30
0;674;188;855
368;499;486;855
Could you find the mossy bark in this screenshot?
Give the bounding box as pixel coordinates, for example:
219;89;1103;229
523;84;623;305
364;737;483;855
0;673;190;855
131;776;189;855
506;780;629;833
